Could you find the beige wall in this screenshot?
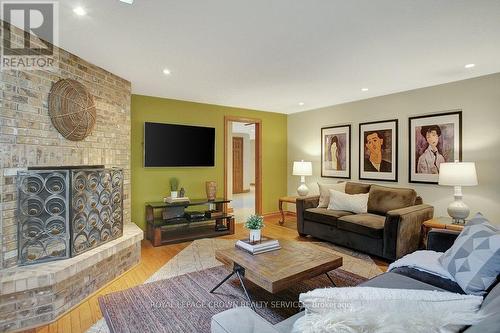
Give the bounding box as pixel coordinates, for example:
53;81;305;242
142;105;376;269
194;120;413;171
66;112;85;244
288;73;500;223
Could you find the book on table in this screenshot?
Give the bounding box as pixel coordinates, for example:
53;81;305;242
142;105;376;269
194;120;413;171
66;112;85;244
235;237;281;255
163;196;190;203
236;244;281;255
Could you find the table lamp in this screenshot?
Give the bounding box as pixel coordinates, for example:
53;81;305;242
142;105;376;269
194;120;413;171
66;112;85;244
438;161;478;224
293;160;312;196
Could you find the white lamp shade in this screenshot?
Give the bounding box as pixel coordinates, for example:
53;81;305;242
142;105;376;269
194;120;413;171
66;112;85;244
293;161;312;176
439;162;478;186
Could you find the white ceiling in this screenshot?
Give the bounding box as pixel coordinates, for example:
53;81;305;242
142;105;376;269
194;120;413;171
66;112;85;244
54;1;500;113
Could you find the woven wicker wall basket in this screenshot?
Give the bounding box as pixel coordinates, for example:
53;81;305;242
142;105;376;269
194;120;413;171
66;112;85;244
48;79;96;141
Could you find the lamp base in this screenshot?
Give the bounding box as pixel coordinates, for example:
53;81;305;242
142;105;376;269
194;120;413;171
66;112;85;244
448;196;470;225
297;183;309;196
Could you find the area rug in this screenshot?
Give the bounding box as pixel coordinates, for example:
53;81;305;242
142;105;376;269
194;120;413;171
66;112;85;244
87;239;383;333
147;239;383;283
99;265;367;333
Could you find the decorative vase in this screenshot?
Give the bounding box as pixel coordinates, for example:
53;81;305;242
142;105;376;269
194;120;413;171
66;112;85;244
171;191;178;199
206;181;217;201
249;229;261;242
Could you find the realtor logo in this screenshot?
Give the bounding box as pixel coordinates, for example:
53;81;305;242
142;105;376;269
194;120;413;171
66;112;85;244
1;1;58;70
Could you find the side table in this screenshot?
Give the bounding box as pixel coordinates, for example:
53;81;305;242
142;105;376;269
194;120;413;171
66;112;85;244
278;196;298;225
421;217;465;248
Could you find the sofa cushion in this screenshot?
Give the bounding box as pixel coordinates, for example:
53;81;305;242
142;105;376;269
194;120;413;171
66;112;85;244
464;281;500;333
273;311;304;333
482;280;500;312
390;267;465;294
345;181;371;194
337;213;385;238
360;272;448;291
367;184;417;215
211;307;278;333
304;208;352;227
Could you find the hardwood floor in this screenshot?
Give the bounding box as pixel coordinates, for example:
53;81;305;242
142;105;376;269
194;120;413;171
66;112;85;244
29;215;388;333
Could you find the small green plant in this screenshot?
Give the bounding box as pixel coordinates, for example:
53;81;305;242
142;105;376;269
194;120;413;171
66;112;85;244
169;177;179;191
245;215;264;230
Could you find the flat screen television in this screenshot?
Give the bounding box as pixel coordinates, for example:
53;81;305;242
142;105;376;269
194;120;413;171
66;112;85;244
144;122;215;167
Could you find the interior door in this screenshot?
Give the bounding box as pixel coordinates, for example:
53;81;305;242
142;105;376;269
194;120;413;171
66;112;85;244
232;137;244;194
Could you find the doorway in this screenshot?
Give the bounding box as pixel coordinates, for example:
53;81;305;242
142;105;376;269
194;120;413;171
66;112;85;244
225;116;262;223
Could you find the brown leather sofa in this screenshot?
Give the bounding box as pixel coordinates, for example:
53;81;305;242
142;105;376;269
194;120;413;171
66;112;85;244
296;182;434;261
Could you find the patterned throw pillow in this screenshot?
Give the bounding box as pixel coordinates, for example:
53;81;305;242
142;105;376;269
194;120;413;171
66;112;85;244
438;213;500;295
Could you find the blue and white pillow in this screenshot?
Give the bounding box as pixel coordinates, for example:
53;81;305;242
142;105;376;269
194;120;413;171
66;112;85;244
438;213;500;295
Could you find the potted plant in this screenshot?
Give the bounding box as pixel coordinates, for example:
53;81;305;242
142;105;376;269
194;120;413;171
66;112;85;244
245;215;265;242
170;177;179;198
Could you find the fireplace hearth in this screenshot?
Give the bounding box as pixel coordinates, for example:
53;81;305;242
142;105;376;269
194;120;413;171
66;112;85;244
17;166;124;265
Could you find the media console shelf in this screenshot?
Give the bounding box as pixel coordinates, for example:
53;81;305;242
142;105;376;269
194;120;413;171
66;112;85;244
145;198;234;246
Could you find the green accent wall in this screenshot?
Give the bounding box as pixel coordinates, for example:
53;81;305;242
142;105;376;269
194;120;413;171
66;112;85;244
131;94;288;230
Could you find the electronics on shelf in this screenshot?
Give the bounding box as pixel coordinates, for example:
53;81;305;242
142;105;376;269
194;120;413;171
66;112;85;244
184;211;206;221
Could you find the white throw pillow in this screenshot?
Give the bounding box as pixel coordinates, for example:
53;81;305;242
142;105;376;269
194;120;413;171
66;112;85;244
292;287;484;333
317;182;346;208
327;189;368;214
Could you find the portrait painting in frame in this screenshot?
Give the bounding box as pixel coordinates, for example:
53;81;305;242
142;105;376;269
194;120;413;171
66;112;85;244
409;111;462;184
359;119;398;182
321;125;351;179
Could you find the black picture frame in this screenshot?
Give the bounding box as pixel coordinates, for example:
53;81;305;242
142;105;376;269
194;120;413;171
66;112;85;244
408;110;462;184
359;119;399;182
321;124;351;179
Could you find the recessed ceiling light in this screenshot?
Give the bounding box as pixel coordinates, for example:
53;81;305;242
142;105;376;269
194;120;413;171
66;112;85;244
120;0;134;3
162;68;171;75
298;102;305;106
464;63;476;69
73;7;87;16
361;88;369;92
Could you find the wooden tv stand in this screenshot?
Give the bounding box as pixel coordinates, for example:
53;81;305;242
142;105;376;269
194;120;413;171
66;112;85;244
145;198;234;246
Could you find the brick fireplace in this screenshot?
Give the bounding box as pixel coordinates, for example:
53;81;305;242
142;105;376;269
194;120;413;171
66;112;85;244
0;21;142;331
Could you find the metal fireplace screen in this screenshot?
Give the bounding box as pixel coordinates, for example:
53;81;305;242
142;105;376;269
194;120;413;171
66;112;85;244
17;170;71;265
17;167;124;265
71;168;123;256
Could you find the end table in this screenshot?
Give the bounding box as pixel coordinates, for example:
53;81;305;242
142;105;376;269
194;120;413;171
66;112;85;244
421;217;465;248
278;196;298;225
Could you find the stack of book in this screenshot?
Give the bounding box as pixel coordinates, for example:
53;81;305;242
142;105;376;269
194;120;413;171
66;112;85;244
163;196;190;203
235;237;281;255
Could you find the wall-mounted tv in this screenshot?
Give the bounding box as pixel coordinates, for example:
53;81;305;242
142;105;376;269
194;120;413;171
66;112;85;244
144;122;215;167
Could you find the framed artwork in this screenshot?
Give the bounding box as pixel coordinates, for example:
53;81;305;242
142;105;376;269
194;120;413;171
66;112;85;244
359;119;398;182
321;125;351;179
409;110;462;184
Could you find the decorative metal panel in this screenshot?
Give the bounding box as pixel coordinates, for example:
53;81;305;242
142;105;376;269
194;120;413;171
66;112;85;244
17;167;124;265
17;170;71;265
70;168;123;256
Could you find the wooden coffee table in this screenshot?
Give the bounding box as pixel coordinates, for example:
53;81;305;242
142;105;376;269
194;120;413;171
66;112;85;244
210;240;342;309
